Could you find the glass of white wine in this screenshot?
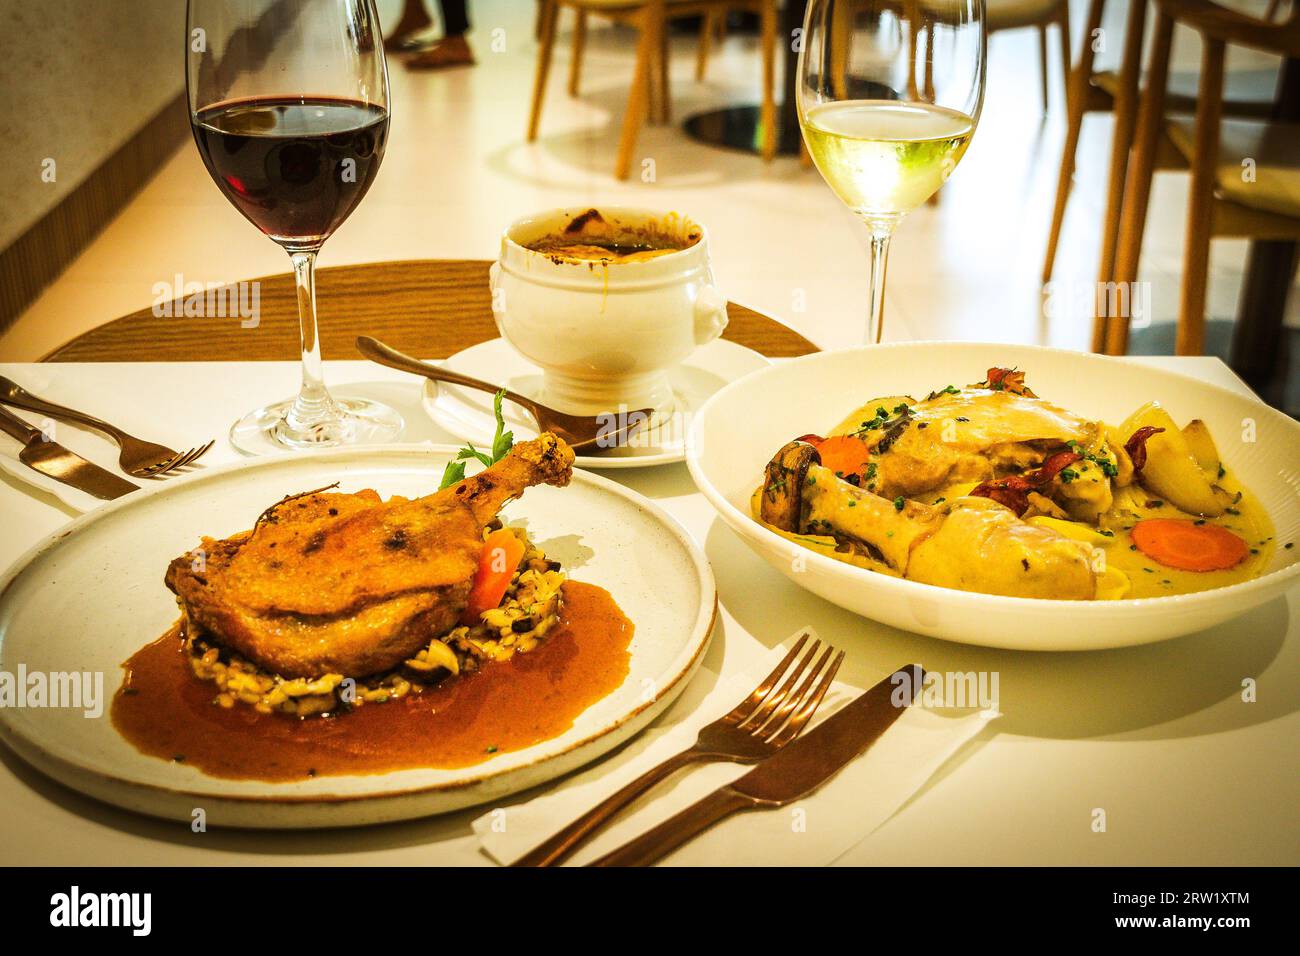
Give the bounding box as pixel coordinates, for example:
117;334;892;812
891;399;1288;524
798;0;986;344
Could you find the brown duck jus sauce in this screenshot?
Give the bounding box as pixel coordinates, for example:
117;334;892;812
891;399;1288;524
111;581;633;782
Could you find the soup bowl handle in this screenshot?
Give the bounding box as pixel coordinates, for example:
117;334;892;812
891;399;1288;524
694;286;729;346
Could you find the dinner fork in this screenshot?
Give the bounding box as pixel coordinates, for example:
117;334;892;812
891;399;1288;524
0;376;213;478
513;633;845;867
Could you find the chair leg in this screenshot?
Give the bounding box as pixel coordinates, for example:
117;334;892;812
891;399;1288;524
1057;4;1072;115
1038;25;1050;113
569;8;587;96
696;9;716;82
615;5;660;179
923;17;935;100
906;1;921;101
527;0;560;142
1092;0;1148;351
1178;38;1226;356
1042;0;1103;283
1107;9;1174;356
658;13;671;124
760;0;777;161
830;0;854;100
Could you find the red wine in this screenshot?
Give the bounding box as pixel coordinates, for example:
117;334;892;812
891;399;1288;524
192;96;388;248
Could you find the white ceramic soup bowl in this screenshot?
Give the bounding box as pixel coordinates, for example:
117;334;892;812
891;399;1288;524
687;342;1300;651
489;207;728;414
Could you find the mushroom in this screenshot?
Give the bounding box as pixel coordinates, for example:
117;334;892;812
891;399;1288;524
760;440;821;531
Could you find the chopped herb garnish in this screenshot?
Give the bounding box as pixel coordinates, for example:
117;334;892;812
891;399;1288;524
893;496;905;511
925;385;961;400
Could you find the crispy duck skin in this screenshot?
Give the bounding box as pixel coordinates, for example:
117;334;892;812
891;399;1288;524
165;434;575;679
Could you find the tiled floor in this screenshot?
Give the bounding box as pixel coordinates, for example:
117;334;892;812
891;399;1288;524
2;0;1296;377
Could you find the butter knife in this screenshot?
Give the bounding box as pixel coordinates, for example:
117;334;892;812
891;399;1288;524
0;406;138;500
589;665;924;867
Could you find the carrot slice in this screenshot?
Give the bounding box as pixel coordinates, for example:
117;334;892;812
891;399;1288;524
1131;519;1248;572
809;435;873;481
461;528;527;624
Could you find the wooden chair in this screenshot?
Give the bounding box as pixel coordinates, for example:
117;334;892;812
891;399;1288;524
528;0;778;179
986;0;1072;114
1041;0;1280;290
1104;0;1300;356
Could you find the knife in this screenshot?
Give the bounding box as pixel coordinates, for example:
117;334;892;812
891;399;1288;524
0;405;138;500
588;664;924;867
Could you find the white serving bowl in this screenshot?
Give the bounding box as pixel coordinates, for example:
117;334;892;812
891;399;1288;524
489;206;728;415
687;342;1300;651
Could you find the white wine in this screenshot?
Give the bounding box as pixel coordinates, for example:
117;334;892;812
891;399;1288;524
802;100;975;224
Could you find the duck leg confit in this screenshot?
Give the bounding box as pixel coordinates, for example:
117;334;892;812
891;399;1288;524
165;434;575;679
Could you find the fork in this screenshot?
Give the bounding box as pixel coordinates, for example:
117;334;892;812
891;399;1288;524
0;376;213;478
513;633;845;867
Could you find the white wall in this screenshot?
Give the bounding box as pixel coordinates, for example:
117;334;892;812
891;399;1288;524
0;0;186;250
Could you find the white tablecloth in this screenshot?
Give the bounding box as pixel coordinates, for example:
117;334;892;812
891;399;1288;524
0;356;1294;866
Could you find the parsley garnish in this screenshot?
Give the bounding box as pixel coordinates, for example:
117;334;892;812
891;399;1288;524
438;389;514;489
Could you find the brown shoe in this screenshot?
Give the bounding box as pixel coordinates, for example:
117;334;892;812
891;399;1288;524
383;5;434;53
404;35;476;71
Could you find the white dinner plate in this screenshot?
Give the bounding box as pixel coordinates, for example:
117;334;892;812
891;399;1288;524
688;342;1300;651
422;337;770;468
0;446;716;828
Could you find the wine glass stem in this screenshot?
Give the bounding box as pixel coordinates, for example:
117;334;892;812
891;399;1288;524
866;232;892;345
285;250;339;432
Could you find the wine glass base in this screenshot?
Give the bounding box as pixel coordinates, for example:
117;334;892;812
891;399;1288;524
229;396;404;456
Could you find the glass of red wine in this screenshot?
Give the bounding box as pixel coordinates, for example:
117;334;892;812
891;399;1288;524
186;0;402;452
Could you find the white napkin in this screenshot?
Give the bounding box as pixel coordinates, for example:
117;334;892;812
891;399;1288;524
472;634;998;866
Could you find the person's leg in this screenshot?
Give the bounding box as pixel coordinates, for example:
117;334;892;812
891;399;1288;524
384;0;433;51
405;0;475;70
439;0;470;37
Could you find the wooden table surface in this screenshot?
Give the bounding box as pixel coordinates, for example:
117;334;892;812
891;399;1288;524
44;259;818;362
